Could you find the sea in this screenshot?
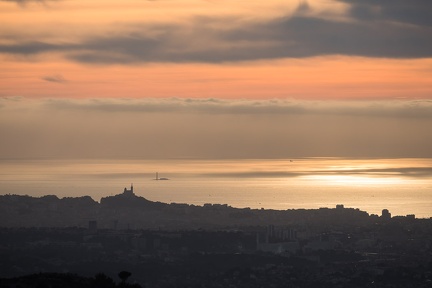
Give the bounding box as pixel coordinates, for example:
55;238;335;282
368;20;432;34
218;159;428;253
1;158;431;218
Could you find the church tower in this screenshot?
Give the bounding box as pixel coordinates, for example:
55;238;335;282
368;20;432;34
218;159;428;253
123;183;134;196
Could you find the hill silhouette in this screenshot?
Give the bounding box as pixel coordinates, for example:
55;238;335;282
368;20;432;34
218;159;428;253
0;187;385;229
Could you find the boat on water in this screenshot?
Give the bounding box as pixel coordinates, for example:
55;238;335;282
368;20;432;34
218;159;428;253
155;172;169;180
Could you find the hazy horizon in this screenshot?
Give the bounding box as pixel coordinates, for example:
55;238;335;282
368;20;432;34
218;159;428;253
1;157;431;218
1;98;432;159
1;0;432;217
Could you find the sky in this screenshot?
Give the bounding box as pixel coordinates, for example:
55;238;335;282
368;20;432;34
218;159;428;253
1;0;432;159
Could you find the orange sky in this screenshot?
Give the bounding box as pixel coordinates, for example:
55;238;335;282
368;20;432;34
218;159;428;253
1;0;432;100
2;56;432;100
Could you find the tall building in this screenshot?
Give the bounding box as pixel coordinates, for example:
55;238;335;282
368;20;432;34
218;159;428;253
381;209;391;220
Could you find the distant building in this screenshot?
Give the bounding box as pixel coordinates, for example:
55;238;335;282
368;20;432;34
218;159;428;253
123;184;134;196
257;225;299;254
381;209;391;220
265;225;297;243
336;204;344;210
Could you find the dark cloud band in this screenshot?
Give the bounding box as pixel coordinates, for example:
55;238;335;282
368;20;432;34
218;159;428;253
2;97;432;119
1;2;432;63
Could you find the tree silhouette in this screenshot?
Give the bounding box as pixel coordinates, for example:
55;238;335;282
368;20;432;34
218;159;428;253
92;273;115;288
118;271;132;283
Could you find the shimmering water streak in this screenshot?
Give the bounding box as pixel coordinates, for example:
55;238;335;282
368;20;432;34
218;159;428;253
0;158;431;218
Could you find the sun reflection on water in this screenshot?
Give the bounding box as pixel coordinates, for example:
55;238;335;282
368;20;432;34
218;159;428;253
301;174;409;186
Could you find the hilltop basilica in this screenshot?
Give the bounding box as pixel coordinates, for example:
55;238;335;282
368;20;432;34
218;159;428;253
123;184;134;197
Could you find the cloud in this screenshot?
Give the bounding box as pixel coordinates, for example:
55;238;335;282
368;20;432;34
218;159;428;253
1;5;432;63
0;97;432;119
1;0;54;1
340;0;432;27
1;0;58;3
3;97;432;119
0;0;59;6
32;97;432;119
0;41;71;55
42;74;67;83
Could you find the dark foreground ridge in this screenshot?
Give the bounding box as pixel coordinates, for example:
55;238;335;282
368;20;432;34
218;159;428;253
0;272;141;288
1;188;431;287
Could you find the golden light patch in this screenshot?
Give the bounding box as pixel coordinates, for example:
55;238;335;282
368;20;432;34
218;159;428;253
301;175;408;186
